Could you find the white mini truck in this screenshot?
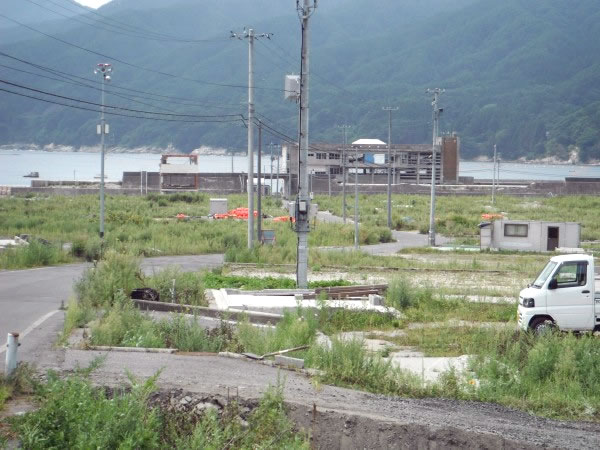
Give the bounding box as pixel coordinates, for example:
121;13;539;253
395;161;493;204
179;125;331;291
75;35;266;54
518;254;600;332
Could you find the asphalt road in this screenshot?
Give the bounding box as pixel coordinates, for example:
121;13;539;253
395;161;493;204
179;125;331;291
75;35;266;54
0;254;223;352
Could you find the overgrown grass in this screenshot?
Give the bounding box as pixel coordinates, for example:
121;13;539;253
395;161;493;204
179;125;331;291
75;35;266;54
315;193;600;240
386;277;516;325
0;241;73;270
469;330;600;420
9;368;308;448
0;364;35;411
306;338;436;397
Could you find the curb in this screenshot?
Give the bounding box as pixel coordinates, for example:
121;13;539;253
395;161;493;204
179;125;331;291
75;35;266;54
86;346;177;353
132;298;283;325
218;351;324;377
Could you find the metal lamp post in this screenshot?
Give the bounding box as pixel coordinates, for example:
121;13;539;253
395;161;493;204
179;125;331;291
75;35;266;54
94;63;112;240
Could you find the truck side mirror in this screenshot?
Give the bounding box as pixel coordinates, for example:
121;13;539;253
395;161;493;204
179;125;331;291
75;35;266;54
548;279;558;290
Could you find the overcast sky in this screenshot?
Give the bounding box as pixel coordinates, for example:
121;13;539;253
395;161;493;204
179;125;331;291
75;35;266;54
75;0;112;8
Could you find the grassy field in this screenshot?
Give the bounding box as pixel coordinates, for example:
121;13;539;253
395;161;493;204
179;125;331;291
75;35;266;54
2;192;599;270
315;193;600;241
0;193;392;269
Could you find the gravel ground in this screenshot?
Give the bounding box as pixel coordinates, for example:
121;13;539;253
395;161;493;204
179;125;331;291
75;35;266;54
45;349;600;449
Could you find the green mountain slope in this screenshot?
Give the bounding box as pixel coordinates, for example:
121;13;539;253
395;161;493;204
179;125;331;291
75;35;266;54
0;0;599;161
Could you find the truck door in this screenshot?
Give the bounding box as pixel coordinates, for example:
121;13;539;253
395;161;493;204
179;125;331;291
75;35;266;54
545;261;594;330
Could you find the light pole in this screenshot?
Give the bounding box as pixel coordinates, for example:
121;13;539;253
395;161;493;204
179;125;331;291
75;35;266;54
427;88;444;247
94;63;112;241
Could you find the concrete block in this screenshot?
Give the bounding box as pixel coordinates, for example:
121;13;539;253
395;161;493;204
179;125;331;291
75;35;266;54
369;294;385;306
274;355;304;369
210;198;228;215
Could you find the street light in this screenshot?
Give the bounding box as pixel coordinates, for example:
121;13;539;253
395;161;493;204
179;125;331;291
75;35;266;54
94;63;112;240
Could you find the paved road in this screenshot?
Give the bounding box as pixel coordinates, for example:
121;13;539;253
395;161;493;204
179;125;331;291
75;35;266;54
0;254;224;351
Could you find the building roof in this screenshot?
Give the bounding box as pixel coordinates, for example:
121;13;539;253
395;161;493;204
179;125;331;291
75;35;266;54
352;139;386;146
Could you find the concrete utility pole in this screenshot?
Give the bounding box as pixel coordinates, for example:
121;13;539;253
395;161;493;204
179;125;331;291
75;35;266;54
295;0;317;288
383;106;398;229
257;122;262;243
94;63;112;240
276;146;280;196
492;144;497;205
338;124;351;223
231;28;272;249
354;143;359;249
427;88;444;247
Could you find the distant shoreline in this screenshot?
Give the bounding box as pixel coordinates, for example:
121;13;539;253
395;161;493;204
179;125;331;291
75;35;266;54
2;145;598;165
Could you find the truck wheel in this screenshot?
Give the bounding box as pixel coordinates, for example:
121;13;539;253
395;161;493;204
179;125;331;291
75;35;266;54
530;317;556;335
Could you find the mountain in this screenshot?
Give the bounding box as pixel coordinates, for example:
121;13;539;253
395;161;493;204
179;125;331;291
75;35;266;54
0;0;599;161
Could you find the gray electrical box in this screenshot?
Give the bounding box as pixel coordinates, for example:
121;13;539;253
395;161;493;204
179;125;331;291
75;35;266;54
284;75;300;102
210;198;228;216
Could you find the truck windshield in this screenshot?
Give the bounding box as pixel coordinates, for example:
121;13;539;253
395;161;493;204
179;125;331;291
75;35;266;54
532;261;557;288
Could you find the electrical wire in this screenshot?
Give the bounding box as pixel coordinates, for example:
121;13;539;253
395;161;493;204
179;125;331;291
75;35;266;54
0;51;244;109
0;79;244;121
0;13;288;93
56;0;225;43
0;86;244;123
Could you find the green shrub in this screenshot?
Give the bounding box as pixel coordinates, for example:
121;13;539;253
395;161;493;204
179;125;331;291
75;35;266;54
0;241;72;269
386;277;417;310
12;372;162;449
90;293;159;347
145;267;206;306
306;338;428;397
74;251;141;307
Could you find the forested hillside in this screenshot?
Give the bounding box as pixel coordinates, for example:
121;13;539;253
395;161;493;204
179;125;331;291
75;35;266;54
0;0;599;161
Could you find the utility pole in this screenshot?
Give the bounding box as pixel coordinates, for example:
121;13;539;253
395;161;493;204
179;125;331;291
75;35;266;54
257;122;262;243
94;63;112;241
383;106;398;229
295;0;317;288
338;124;351;223
269;142;274;193
276;146;280;196
427;88;444;247
492;144;497;205
354;143;359;249
231;28;272;249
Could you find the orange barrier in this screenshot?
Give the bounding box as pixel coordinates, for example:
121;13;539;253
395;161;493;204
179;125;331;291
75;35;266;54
481;213;504;220
273;216;295;223
213;208;258;220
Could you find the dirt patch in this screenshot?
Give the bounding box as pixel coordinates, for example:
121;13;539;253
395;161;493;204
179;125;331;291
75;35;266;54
288;402;542;449
146;389;545;449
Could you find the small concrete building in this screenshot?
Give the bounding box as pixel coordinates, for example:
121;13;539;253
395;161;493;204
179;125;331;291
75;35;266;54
480;220;581;252
160;154;200;191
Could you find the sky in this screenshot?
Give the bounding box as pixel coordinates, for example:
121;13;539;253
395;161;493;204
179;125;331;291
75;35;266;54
75;0;113;8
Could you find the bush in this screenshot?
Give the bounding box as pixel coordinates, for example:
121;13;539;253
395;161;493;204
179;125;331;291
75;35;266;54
75;251;141;307
90;293;161;348
12;372;162;449
145;266;206;306
0;240;72;269
386;277;417;310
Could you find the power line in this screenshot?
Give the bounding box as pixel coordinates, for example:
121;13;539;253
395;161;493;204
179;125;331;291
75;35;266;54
0;86;243;123
0;51;244;109
0;13;288;93
52;0;230;43
0;78;243;119
23;0;211;43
